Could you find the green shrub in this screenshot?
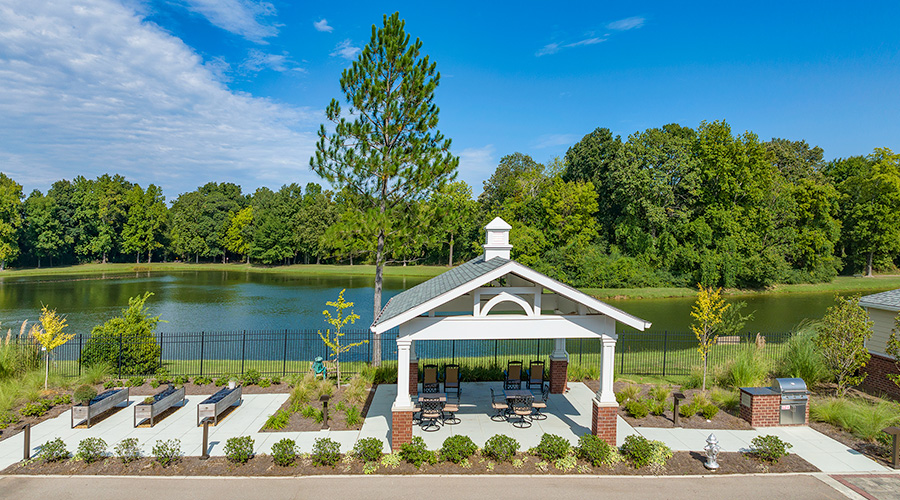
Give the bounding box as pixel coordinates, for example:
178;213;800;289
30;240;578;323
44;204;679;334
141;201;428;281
193;376;212;385
20;400;51;417
152;438;182;467
73;385;97;405
620;435;672;468
149;379;161;389
173;375;190;385
76;437;107;463
576;434;618;466
311;437;341;467
214;375;231;387
39;438;70;462
271;376;281;385
615;384;640;404
0;411;19;429
750;435;792;462
353;437;384;463
271;438;298;466
648;399;670;416
242;369;261;386
224;436;254;464
709;388;739;412
114;438;141;463
625;399;649;419
700;403;719;419
142;396;155;405
258;378;272;388
265;410;290;431
440;435;477;464
127;376;145;387
399;436;437;467
532;433;570;461
345;405;362;427
52;394;72;406
79;292;162;376
648;385;670;402
103;380;120;389
777;324;829;386
482;434;519;462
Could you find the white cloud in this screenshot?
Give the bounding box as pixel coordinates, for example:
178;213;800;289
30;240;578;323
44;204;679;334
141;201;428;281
565;37;606;48
607;16;645;31
313;19;333;33
457;144;497;184
0;0;320;197
533;134;576;149
181;0;278;43
535;43;560;57
330;39;361;60
241;49;302;73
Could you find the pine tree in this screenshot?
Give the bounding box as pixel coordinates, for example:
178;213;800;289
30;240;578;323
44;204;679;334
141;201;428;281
311;12;458;365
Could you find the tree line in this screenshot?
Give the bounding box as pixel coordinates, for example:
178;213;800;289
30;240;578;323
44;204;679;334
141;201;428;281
0;121;897;288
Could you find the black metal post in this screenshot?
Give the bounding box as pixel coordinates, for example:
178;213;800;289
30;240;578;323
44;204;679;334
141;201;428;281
199;331;205;377
200;418;210;460
673;392;686;427
241;330;246;375
22;424;30;460
117;335;123;379
494;340;498;368
78;334;83;378
159;331;164;371
282;329;288;377
662;331;668;377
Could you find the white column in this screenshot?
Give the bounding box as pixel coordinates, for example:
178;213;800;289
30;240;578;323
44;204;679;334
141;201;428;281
596;336;617;404
550;338;568;360
394;339;413;408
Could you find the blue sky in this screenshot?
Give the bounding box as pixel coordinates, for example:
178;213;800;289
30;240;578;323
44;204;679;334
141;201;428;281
1;1;898;200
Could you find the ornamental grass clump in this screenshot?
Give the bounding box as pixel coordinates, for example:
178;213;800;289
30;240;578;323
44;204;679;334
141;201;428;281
224;436;254;464
73;385;97;405
482;434;519;462
311;437;341;467
532;433;570;461
76;437;107;463
440;435;477;464
271;438;298;467
615;384;640;404
265;409;290;431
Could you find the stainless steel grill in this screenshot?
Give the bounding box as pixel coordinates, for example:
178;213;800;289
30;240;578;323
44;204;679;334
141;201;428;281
772;378;808;425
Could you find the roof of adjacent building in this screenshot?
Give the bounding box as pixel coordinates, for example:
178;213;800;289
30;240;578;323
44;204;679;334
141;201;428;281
860;288;900;311
372;256;510;328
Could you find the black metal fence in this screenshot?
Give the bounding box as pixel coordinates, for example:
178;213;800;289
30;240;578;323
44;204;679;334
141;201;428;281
33;329;794;380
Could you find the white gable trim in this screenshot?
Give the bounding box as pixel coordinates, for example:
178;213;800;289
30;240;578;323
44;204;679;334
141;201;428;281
399;315;617;341
480;292;536;317
372;260;651;333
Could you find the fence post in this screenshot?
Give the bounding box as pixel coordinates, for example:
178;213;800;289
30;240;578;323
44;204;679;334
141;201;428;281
494;340;498;367
662;331;668;377
619;334;626;375
78;334;83;378
451;339;456;364
159;331;164;372
117;335;123;379
282;329;288;377
199;331;205;377
241;330;246;375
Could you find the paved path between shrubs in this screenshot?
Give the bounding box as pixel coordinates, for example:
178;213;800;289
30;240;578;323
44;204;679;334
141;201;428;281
0;473;862;500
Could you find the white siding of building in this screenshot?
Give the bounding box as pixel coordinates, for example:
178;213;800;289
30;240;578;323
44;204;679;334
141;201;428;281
866;307;897;357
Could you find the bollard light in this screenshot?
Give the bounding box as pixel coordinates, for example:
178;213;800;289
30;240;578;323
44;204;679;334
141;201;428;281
200;418;211;460
320;394;330;430
673;392;686;427
704;433;720;470
22;424;30;460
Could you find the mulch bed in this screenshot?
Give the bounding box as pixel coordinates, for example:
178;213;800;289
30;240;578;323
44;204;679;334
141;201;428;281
1;452;818;476
259;384;376;432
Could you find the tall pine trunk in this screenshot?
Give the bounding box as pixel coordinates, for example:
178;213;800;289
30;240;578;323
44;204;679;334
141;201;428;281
372;228;385;367
448;234;454;267
148;249;152;263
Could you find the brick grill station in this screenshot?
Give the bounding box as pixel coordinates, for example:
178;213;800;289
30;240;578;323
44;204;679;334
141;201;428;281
549;357;568;394
739;387;809;427
862;353;900;399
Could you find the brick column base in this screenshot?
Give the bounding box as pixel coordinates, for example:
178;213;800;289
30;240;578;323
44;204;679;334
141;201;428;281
591;399;617;446
391;410;413;451
549;357;568;394
409;360;418;396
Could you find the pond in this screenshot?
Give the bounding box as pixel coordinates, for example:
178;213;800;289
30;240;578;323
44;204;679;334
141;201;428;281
0;270;892;336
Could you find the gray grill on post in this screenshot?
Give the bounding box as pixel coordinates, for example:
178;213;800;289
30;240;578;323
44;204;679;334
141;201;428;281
771;378;808;425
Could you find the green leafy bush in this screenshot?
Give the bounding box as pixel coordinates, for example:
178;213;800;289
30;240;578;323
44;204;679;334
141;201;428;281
271;376;281;385
440;435;477;464
625;399;649;418
52;394;72;406
345;405;362;427
127;377;145;388
149;379;161;389
224;436;254;464
576;434;618;466
73;385;97;405
679;401;698;418
621;435;672;468
311;437;341;466
532;433;570;461
142;396;155;405
76;437;107;463
265;410;290;431
750;435;792;462
173;375;190;385
39;438;70;462
103;380;120;389
20;400;51;417
79;292;162;376
152;438;182;467
114;438;141;463
193;376;212;385
242;369;261;386
400;436;437;468
353;437;384;463
700;403;719;419
214;376;231;387
258;378;271;388
0;411;19;429
648;385;670;402
648;399;670;416
271;438;298;466
482;434;519;462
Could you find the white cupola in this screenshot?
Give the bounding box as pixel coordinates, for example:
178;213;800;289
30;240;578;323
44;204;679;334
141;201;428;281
483;217;512;260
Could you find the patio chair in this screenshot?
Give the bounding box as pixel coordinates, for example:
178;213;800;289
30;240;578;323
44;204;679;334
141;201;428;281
509;394;534;428
442;399;460;425
443;364;461;400
531;382;549;421
504;361;523;390
526;361;545;390
422;364;439;393
490;388;509;422
419;398;444;432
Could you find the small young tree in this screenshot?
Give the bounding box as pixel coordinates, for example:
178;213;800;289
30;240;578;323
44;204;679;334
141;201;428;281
884;315;900;388
815;295;872;396
29;305;75;389
691;284;729;391
317;289;365;385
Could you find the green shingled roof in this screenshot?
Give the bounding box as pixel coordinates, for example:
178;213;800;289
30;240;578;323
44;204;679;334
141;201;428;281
860;288;900;311
372;256;510;327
